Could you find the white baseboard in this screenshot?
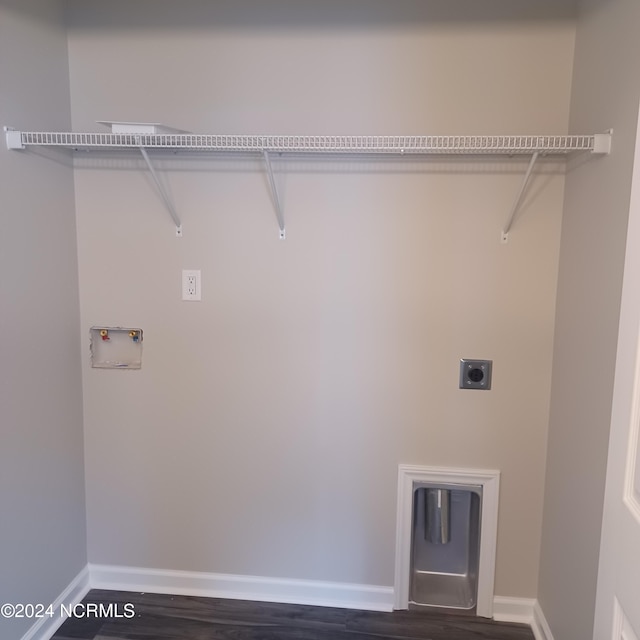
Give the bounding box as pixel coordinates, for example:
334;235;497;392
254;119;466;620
21;565;90;640
532;601;555;640
89;564;394;612
22;564;552;640
493;595;537;624
492;596;554;640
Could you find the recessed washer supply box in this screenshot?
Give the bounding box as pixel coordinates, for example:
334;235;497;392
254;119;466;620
90;326;143;369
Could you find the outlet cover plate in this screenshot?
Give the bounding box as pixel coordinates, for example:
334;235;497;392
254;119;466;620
182;269;201;301
459;359;492;390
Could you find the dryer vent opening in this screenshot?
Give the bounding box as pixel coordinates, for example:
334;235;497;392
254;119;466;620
395;465;499;618
410;484;482;611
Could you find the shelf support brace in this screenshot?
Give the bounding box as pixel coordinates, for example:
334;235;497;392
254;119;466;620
501;151;539;243
263;151;286;239
139;145;182;237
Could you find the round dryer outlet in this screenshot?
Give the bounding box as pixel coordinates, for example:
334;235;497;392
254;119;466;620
459;359;492;390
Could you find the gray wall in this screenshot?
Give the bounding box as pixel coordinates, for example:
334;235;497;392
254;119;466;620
538;0;640;638
0;1;86;638
5;4;636;633
66;0;575;598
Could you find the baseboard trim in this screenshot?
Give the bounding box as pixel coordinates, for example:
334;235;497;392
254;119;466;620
532;601;554;640
21;564;90;640
88;564;394;612
492;595;536;624
23;565;553;639
492;597;553;640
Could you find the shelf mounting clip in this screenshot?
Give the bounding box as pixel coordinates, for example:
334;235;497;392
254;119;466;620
4;126;24;149
263;150;286;239
501;151;539;243
138;144;182;237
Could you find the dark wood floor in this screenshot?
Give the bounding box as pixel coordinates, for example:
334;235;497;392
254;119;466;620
52;589;534;640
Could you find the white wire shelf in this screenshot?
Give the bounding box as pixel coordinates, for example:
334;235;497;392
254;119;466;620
6;131;610;155
4;126;612;242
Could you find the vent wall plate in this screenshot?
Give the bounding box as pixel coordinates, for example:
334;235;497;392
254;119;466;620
459;359;492;390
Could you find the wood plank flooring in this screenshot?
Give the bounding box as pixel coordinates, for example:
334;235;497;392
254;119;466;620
52;589;534;640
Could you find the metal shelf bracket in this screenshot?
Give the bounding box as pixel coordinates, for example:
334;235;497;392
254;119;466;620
138;145;182;237
501;151;540;243
263;150;286;239
500;130;611;243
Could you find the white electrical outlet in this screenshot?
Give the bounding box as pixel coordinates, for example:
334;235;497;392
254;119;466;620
182;269;201;301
